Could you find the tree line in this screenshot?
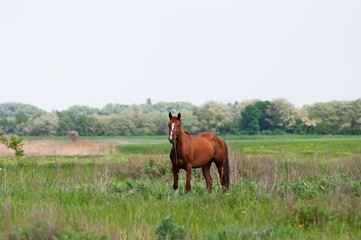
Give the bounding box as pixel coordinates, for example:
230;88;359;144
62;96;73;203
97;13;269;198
0;99;361;136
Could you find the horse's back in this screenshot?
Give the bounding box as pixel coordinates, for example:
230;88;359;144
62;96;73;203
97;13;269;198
195;132;224;145
192;132;226;158
194;131;215;140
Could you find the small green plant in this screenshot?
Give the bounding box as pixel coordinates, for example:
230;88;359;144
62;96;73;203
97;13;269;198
155;216;187;240
0;135;25;164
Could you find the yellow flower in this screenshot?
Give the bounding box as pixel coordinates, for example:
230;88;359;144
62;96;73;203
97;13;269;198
111;177;116;182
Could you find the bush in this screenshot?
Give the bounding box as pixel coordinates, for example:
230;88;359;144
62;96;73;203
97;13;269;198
67;130;79;141
0;135;25;164
155;216;187;240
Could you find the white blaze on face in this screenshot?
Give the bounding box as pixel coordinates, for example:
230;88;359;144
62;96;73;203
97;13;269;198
169;123;175;141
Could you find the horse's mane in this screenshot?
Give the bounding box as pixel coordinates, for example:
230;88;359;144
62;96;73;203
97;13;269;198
184;131;190;136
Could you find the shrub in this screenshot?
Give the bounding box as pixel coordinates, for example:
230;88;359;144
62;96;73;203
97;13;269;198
155;216;187;240
67;130;79;141
0;135;25;164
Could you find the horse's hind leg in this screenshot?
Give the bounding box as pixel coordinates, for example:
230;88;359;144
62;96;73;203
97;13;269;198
214;161;225;188
185;164;192;192
202;162;213;192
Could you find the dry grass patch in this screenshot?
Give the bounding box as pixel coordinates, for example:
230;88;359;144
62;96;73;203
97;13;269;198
0;139;132;156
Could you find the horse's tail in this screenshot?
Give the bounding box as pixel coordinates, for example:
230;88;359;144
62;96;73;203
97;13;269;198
222;140;230;190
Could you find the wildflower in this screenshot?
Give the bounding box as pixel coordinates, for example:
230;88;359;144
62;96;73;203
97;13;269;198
111;177;116;182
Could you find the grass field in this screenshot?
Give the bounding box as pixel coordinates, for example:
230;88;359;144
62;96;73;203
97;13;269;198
1;135;361;239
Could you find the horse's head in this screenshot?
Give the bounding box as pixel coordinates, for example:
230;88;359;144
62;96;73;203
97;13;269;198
168;112;181;144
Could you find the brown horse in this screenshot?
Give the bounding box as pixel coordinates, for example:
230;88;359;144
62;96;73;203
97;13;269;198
168;112;230;192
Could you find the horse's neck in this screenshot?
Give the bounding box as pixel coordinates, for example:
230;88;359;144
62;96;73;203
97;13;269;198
176;130;189;148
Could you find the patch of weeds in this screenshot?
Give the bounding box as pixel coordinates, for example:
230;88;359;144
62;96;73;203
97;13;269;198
289;180;317;199
203;225;239;240
155;216;187;240
135;159;169;179
283;198;361;232
287;205;325;228
111;179;171;200
9;221;108;240
204;225;297;240
277;174;361;199
111;180;137;197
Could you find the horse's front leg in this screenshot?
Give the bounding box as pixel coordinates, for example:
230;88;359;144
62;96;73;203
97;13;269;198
172;164;179;190
185;164;192;192
170;148;179;190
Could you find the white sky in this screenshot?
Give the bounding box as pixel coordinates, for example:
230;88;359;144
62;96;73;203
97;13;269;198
1;0;360;112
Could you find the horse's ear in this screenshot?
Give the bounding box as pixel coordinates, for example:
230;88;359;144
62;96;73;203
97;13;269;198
177;113;181;120
169;112;172;120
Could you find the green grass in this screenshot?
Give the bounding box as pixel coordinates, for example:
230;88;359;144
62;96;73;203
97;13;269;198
1;135;361;239
117;143;171;155
228;138;361;157
116;135;361;157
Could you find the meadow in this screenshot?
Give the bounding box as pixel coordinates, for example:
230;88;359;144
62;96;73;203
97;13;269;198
1;135;361;239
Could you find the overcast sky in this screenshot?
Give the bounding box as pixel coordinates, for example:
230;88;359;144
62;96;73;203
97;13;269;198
1;1;360;112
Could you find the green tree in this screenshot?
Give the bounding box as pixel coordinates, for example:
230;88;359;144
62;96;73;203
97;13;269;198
56;111;77;135
67;105;99;116
99;103;129;115
101;111;147;136
0;102;45;117
351;99;361;134
335;99;361;134
220;121;239;134
240;101;271;134
151;112;169;135
179;110;200;134
128;110;156;135
266;98;297;133
195;101;232;133
305;101;341;134
146;98;152;105
138;101;195;114
14;115;30;135
0;117;16;135
75;115;104;136
29;114;59;136
101;114;127;136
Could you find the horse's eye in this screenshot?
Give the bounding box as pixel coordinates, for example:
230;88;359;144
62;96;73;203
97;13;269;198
177;125;180;128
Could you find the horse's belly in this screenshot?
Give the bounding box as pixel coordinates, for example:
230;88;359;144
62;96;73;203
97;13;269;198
175;156;211;169
190;153;213;168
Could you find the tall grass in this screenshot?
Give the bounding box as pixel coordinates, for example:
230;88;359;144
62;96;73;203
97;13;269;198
1;136;361;239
